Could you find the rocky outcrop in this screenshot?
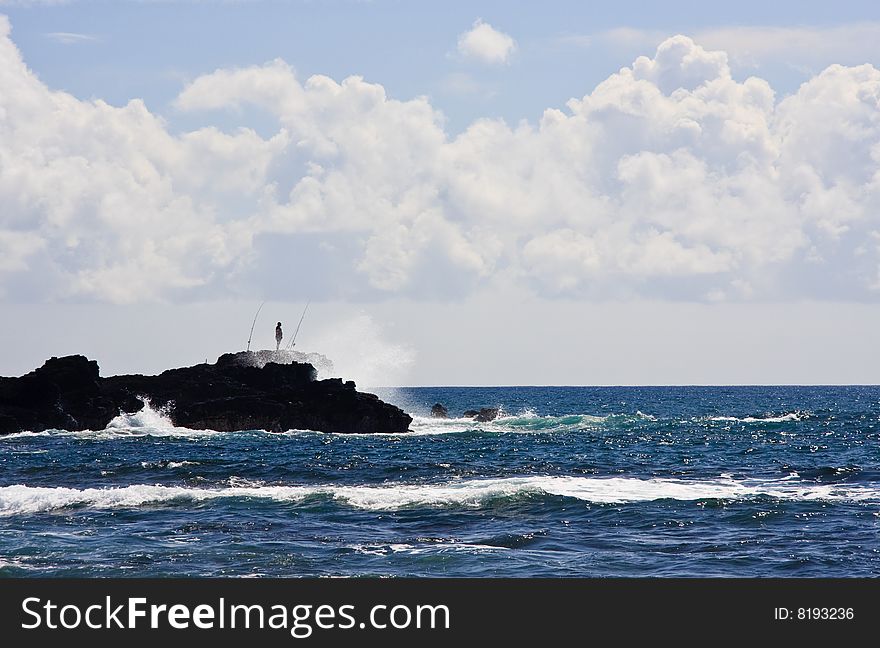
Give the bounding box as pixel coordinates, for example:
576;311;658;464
229;349;335;378
430;403;449;418
0;356;120;434
463;407;499;422
0;352;412;435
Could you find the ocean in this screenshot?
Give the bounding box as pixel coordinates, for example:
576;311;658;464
1;385;878;577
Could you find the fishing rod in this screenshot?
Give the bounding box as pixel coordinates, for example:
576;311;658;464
246;301;265;352
286;301;310;350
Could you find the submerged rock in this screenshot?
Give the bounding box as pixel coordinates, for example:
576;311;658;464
0;351;412;435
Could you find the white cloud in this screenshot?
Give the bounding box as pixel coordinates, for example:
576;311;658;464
0;15;272;302
45;31;96;44
576;22;880;76
0;1;72;6
456;19;516;65
0;229;44;273
2;14;880;304
631;35;731;94
694;23;880;71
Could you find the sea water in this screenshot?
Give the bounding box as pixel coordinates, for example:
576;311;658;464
1;386;878;577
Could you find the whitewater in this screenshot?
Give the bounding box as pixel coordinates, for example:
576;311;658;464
1;385;879;576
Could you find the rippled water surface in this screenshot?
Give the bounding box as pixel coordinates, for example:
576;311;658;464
1;386;878;576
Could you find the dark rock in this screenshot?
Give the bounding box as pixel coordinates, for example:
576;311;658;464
0;352;412;435
219;349;335;377
0;413;20;436
475;408;499;422
0;355;121;432
430;403;448;418
463;407;499;422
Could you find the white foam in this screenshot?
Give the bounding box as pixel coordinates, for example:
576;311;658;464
0;475;876;516
401;412;611;437
0;557;35;571
352;542;505;556
226;476;266;488
0;405;645;440
105;400;223;437
0;400;223;441
402;416;488;436
709;412;808;423
0;430;56;441
107;399;176;430
139;460;200;469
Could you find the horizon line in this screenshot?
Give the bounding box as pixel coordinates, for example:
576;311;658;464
367;383;880;389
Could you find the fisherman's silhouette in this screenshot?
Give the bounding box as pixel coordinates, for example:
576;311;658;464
275;322;283;351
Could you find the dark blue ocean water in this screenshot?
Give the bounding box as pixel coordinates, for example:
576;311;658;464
1;386;879;577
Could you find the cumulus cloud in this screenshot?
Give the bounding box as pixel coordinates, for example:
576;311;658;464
2;14;880;304
576;23;880;75
455;19;516;65
0;15;275;302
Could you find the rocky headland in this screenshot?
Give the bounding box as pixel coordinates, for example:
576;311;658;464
0;352;412;435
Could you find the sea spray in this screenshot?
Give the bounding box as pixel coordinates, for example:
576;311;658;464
106;398;176;431
309;313;415;388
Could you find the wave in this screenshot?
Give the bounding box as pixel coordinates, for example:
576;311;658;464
1;475;876;516
0;430;59;441
0;557;36;571
404;410;653;436
104;401;228;438
351;541;507;556
139;460;201;469
0;404;815;442
708;411;810;424
106;401;177;431
1;402;230;440
0;396;659;440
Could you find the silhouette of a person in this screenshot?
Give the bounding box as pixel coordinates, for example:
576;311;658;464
275;322;283;351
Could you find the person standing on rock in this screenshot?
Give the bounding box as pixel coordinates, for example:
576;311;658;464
275;322;283;351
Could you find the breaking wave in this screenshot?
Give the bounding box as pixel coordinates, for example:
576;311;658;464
350;541;508;556
0;404;819;442
1;475;877;516
106;400;177;431
1;401;224;440
404;410;654;436
708;411;810;424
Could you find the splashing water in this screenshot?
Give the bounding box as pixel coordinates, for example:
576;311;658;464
308;313;415;388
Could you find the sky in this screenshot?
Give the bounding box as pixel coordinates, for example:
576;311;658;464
1;0;880;386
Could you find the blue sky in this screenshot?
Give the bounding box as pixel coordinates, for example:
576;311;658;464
7;0;880;133
1;1;880;385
